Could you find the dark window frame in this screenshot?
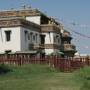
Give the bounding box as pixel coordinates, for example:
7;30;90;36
5;30;11;42
24;30;28;41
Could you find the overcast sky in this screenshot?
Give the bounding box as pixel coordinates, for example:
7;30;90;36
0;0;90;54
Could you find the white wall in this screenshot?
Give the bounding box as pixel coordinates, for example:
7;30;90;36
43;32;61;45
43;32;53;44
0;27;21;53
53;33;61;45
42;32;61;55
20;27;40;51
26;16;41;25
0;26;41;53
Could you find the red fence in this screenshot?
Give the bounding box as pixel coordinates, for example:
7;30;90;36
0;54;90;72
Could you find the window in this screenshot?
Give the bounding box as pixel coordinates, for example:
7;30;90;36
28;33;30;40
35;34;38;43
24;31;28;41
58;38;60;43
5;31;11;41
33;35;35;41
56;35;59;43
30;32;33;42
28;43;34;50
54;36;56;43
40;34;45;44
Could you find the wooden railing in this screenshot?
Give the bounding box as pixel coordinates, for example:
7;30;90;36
63;44;76;51
0;54;90;72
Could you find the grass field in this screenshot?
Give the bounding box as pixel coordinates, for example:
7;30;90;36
0;64;89;90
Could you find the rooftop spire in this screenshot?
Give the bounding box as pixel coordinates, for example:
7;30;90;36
22;5;27;9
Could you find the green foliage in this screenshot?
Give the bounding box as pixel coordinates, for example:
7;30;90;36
74;66;90;90
0;64;11;74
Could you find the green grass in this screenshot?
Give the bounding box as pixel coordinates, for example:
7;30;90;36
74;66;90;90
0;64;89;90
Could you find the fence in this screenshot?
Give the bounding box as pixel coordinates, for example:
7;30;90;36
0;54;90;72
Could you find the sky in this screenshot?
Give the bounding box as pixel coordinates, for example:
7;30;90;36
0;0;90;54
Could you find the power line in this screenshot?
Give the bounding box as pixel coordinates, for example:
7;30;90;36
64;23;90;39
71;22;90;28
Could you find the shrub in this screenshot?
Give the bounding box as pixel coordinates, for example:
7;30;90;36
0;64;11;74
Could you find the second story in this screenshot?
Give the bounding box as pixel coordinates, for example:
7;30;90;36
0;8;61;25
41;24;61;45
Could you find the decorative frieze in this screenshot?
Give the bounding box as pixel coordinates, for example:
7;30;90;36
0;18;40;32
0;9;40;18
0;19;20;27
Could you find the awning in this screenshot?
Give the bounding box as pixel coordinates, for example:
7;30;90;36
56;51;64;55
15;51;38;54
50;51;64;56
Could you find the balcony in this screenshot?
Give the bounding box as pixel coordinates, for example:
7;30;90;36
33;44;45;49
61;44;76;51
34;44;60;49
41;24;60;33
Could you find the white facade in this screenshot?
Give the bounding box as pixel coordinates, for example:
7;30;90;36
43;32;61;55
0;27;21;53
44;33;53;44
0;9;76;57
0;10;61;55
26;16;41;25
20;27;40;51
0;26;40;53
25;16;61;55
